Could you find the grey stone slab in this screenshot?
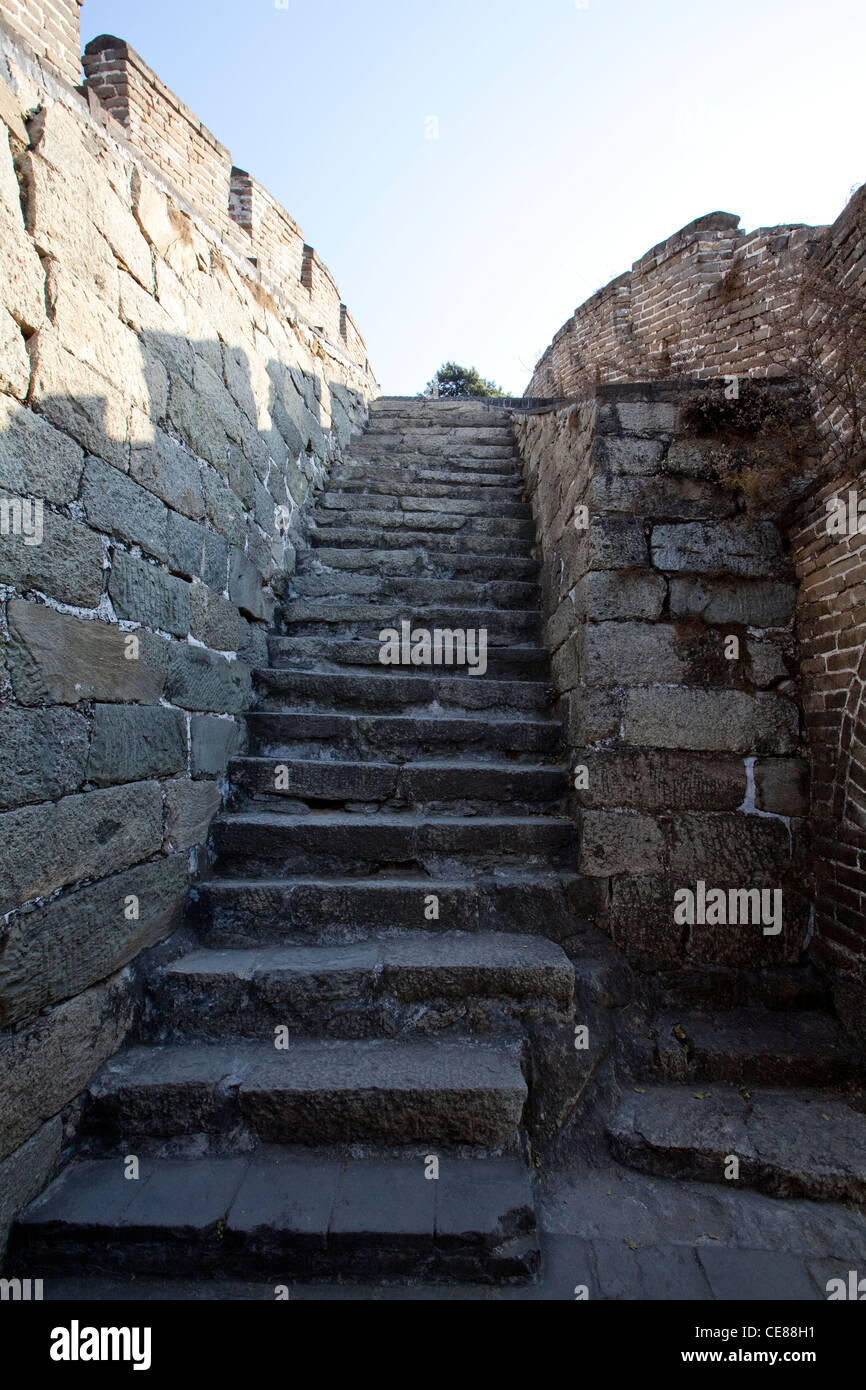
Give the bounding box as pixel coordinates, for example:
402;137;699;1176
697;1246;821;1300
109;551;190;636
81;453;168;561
0;506;104;606
17;1158;151;1233
165;644;251;713
5;601;167;706
0;781;164;913
0;854;188;1027
435;1159;535;1246
87;703;187;786
0;705;89;809
591;1239;712;1300
190;714;243;778
331;1161;435;1240
227;1157;339;1249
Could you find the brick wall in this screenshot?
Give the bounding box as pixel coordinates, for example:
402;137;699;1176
0;0;81;86
0;26;374;1254
790;467;866;1044
514;381;813;993
81;36;369;375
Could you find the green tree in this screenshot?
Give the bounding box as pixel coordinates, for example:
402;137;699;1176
423;362;507;399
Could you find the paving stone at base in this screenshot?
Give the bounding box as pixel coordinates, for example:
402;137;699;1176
590;1239;713;1300
696;1246;821;1301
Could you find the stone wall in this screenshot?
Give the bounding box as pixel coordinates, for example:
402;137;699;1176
789;461;866;1044
81;35;368;373
528;192;866;469
0;8;375;1252
514;380;813;989
0;0;79;86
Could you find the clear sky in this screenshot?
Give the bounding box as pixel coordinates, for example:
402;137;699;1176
79;0;864;396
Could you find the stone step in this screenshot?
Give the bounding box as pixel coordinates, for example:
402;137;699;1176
319;491;529;519
83;1039;528;1148
229;756;567;811
330;465;524;491
266;635;548;680
278;600;540;641
289;572;539;607
608;1084;866;1202
370;398;512;422
251;669;551;716
354;434;517;459
188;870;586;946
210;810;576;876
310;527;536;556
149;934;574;1041
297;547;539;582
651;1008;859;1087
362;417;515;440
312;509;534;538
244;709;562;760
350;449;520;475
11;1155;538;1281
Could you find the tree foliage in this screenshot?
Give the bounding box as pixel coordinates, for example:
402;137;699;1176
422;362;506;399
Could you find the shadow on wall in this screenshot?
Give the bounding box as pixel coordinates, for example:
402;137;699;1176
0;335;367;1240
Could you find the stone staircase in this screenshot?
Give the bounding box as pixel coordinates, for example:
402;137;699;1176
608;972;866;1203
11;396;581;1284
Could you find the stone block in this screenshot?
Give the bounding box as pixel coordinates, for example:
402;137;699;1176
29;325;130;469
0;395;84;503
0;1117;61;1264
5;601;167;705
594;435;665;475
650;521;786;577
669;576;795;627
164;644;251;713
190;714;243;778
0;705;89;810
166;509;205;580
586;621;684;687
164;778;222;850
0;173;46;336
87;704;188;786
667;812;791;882
575;749;746;812
624;687;798;753
0;305;29;398
0;781;164;913
81;453;168;561
609;876;684;961
754;757;810;817
129;429;204;520
190;583;243;651
109;551;190;636
0;504;104;606
584;570;666;621
562;687;622;744
0;856;189;1028
202;529;229;590
579;810;666;876
201;469;245;546
0;974;135;1161
229;546;272;621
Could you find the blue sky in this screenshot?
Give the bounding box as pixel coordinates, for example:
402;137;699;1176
80;0;864;395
